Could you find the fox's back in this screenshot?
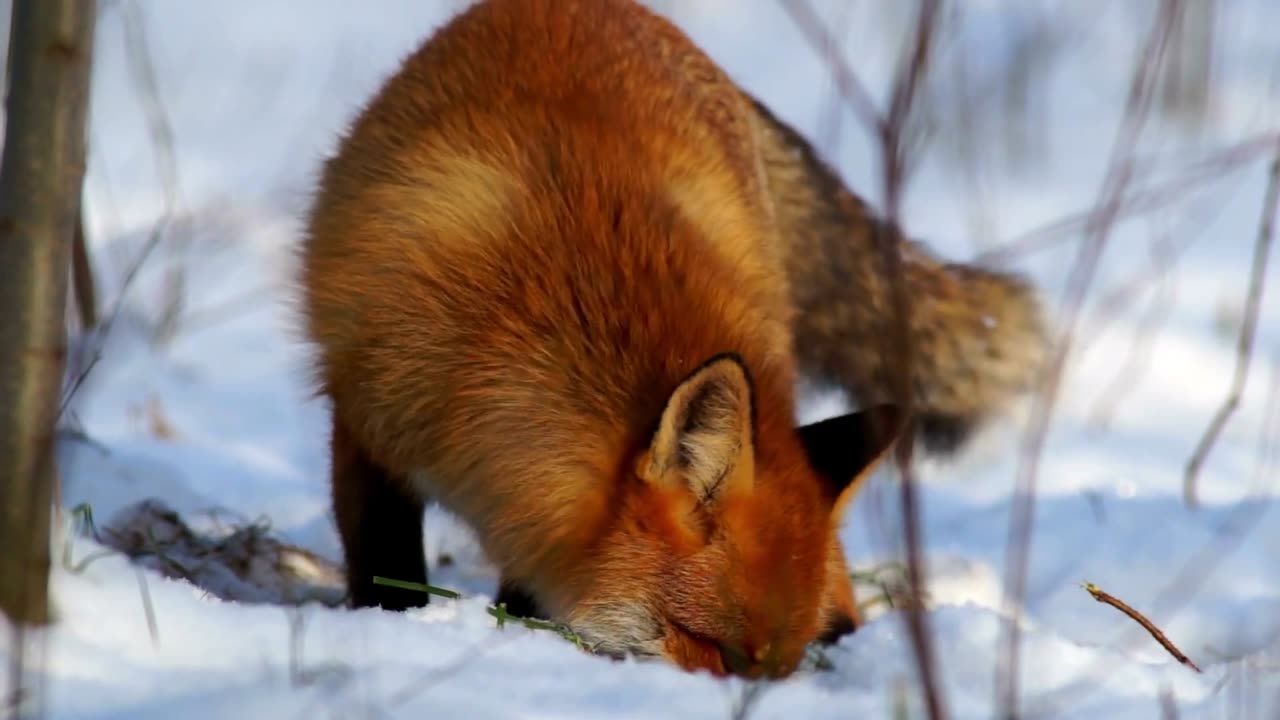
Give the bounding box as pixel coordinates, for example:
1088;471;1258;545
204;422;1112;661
300;0;795;527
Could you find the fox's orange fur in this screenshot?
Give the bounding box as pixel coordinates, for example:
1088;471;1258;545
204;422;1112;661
301;0;1055;677
299;0;907;678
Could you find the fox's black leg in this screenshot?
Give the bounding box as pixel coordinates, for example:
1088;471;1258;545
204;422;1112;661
494;579;543;619
330;412;428;611
817;613;857;645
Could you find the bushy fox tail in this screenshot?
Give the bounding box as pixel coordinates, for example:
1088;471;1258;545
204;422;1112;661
751;97;1049;453
829;244;1047;453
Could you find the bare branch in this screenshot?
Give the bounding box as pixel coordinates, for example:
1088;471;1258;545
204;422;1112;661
1160;684;1181;720
173;286;276;335
729;682;769;720
1183;144;1280;507
1158;0;1216;130
780;2;947;715
117;0;187;344
873;3;947;720
996;2;1184;717
884;0;940;151
778;0;885;137
976;131;1280;265
1086;231;1178;428
69;210;97;330
58;0;186;418
814;3;857;158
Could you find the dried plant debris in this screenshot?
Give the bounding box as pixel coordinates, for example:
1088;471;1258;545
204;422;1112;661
100;498;345;607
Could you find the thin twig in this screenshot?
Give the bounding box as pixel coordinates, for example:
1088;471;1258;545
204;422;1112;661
284;606;352;690
133;566;160;648
1160;683;1180;720
386;634;515;707
1081;582;1202;673
1183;144;1280;507
778;0;885;136
996;3;1183;717
58;0;185;419
175;286;277;334
1086;231;1178;428
883;0;940;158
1251;356;1280;491
780;1;947;714
814;3;857;159
119;0;188;344
729;681;769;720
977;131;1280;265
70;210;98;330
872;2;947;719
1074;162;1240;361
287;607;305;686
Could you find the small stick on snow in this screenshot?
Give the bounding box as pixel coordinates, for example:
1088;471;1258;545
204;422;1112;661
1081;582;1202;673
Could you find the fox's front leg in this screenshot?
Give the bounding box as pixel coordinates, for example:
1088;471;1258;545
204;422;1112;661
330;411;429;611
494;579;544;619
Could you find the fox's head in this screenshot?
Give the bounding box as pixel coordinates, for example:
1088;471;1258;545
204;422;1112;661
565;354;902;679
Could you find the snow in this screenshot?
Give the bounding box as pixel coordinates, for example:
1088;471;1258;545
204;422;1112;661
4;1;1280;718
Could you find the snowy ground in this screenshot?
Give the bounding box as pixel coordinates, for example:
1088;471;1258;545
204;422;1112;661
5;1;1280;718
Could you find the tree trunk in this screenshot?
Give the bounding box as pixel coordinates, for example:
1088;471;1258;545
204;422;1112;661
0;0;96;627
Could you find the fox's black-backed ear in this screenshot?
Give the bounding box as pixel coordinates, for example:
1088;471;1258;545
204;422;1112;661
797;404;903;515
643;354;755;503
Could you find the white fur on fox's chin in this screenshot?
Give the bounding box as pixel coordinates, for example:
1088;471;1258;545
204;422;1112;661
566;602;666;660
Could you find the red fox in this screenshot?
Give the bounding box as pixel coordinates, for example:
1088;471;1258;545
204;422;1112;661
299;0;1044;678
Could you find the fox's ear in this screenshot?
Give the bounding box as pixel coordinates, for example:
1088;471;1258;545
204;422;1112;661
797;404;903;519
642;354;755;503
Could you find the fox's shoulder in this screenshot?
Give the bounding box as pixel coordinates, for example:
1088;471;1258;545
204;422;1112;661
372;4;758;180
311;0;784;303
